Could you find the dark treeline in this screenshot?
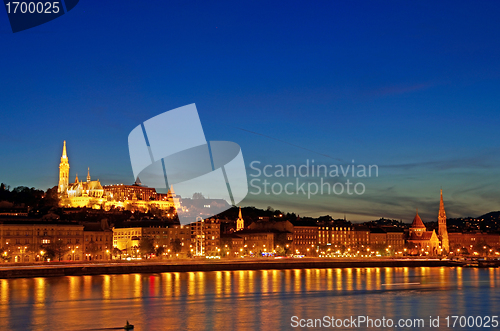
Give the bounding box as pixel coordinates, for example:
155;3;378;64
0;183;59;215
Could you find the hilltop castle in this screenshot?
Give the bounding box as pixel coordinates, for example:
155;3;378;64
57;141;178;211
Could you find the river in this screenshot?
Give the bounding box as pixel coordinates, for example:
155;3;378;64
1;267;499;330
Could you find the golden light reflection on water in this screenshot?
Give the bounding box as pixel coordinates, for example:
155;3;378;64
346;268;353;291
336;268;342;291
173;272;180;296
0;279;9;329
284;269;292;292
188;272;196;296
68;276;80;301
272;270;280;292
133;274;142;298
1;267;500;330
457;267;463;287
375;267;381;289
327;269;333;291
163;272;172;297
490;268;496;288
355;268;362;290
294;269;301;292
102;275;110;300
83;275;92;300
34;277;45;304
366;267;372;290
1;279;8;304
304;269;311;292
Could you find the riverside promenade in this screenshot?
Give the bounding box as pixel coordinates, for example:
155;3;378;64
0;258;477;279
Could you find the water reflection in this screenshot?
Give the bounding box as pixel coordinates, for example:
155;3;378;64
0;267;499;330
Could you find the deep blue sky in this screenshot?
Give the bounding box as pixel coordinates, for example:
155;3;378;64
1;1;500;222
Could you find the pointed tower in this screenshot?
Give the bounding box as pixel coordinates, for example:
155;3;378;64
75;173;79;183
236;207;244;231
167;185;175;198
409;209;426;237
87;167;91;182
438;189;450;253
58;141;70;194
168;185;181;210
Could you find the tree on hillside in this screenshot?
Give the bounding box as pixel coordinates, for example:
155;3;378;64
171;238;182;255
192;192;205;199
139;237;155;256
85;241;100;260
50;239;71;261
112;247;122;259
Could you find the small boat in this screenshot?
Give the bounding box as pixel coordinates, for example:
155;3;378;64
124;321;134;330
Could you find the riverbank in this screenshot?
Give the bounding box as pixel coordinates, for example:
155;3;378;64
1;258;492;279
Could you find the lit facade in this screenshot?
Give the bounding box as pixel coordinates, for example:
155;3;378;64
83;228;113;261
407;211;440;255
191;218;220;256
57;141;178;211
112;225;191;257
0;222;84;262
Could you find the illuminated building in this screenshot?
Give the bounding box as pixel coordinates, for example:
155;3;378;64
438;189;450;253
353;225;370;246
112;227;143;253
384;228;405;251
291;220;318;255
237;231;275;254
448;232;500;252
83;222;113;261
113;224;191;258
0;220;84;262
369;228;387;246
102;179;177;203
191;218;220;256
57;141;178;211
318;222;356;246
406;211;440;255
220;233;245;257
66;168;104;199
236;207;244;231
58;140;70;194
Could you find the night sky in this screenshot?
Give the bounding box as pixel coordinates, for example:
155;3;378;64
1;1;500;222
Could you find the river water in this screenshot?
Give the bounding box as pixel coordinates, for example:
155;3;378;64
1;267;499;330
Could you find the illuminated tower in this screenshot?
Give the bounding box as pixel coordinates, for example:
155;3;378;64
438;189;450;253
409;209;426;237
236;207;244;231
58;141;70;194
87;167;91;182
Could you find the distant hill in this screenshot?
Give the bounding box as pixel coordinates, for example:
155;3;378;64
477;211;500;221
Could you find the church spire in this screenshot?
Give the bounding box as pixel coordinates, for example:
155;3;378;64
169;185;175;197
58;141;70;194
438;189;449;253
236;207;244;231
62;140;67;159
439;189;446;219
75;173;79;183
87;167;91;182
